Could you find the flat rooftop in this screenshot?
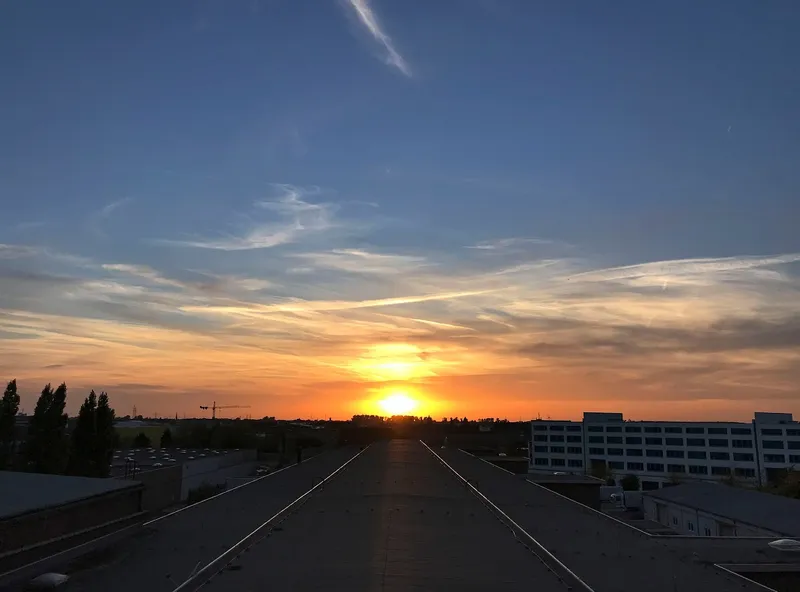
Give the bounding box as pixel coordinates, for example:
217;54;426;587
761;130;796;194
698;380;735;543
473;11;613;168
201;440;571;592
438;448;767;592
0;472;140;520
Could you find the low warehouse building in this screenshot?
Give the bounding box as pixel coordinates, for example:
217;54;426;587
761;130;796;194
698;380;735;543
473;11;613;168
0;471;142;556
643;481;800;537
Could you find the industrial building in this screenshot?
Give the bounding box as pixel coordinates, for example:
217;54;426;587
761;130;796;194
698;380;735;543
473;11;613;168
0;471;143;557
530;411;800;489
643;481;800;537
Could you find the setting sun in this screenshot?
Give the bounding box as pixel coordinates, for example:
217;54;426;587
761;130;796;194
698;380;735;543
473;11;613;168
378;392;419;416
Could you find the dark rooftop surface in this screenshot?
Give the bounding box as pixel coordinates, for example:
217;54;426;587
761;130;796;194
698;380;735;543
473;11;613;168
62;447;360;592
201;440;570;592
645;481;800;537
8;443;782;592
0;472;140;520
436;447;768;592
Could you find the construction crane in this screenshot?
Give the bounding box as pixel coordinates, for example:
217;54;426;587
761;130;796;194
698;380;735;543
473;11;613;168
199;401;251;420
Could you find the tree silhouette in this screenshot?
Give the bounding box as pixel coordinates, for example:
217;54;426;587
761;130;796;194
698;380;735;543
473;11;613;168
25;383;69;473
68;391;97;476
133;432;151;448
94;392;116;477
0;380;21;469
160;427;173;448
620;474;641;491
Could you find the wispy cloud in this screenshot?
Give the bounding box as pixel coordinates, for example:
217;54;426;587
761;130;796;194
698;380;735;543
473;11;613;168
89;197;132;238
0;244;39;259
467;237;554;250
3;199;800;419
99;197;132;218
152;184;337;251
290;248;428;275
568;254;800;284
101;264;185;289
342;0;412;77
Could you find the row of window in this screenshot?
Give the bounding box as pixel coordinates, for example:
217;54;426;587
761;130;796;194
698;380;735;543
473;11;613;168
585;435;767;448
598;460;756;477
567;437;799;451
762;440;800;449
579;448;757;461
537;424;800;437
765;454;800;463
585;425;755;435
534;448;799;464
532;435;585;443
533;446;584;455
762;428;800;436
533;457;583;467
532;424;583;432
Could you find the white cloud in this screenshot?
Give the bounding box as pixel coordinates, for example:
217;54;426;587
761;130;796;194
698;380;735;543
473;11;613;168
0;244;40;259
101;263;184;288
467;237;554;250
89;197;133;238
153;184;337;251
568;254;800;284
99;197;132;218
291;248;427;274
342;0;412;77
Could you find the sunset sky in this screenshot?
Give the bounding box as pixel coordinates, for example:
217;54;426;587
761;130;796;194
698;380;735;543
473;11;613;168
1;1;798;421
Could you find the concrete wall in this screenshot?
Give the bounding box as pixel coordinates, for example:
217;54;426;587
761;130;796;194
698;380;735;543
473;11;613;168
182;461;260;498
0;486;142;555
180;450;257;499
135;464;183;511
660;537;789;564
114;450;259;511
644;497;781;537
536;482;602;510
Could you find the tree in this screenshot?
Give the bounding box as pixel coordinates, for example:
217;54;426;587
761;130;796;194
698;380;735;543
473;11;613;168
94;392;116;477
160;427;173;448
25;383;69;474
133;432;151;448
590;461;612;482
620;474;641;491
68;391;97;476
0;380;21;469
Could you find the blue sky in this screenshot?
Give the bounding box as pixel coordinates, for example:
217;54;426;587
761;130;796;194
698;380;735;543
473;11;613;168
1;1;799;419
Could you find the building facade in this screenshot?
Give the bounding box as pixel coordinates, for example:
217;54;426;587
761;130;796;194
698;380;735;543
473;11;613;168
642;481;800;537
530;411;800;490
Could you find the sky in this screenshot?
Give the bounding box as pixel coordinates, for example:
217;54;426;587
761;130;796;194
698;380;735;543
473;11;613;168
1;0;799;421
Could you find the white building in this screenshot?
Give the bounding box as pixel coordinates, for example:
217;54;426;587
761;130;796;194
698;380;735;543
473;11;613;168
530;411;800;490
643;481;800;537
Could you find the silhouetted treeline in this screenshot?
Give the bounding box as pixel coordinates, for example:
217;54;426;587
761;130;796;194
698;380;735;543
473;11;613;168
0;379;117;478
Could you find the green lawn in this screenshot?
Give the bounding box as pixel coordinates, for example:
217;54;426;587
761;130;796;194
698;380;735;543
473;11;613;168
115;425;168;448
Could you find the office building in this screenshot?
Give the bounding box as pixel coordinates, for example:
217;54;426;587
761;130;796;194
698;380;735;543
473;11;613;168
530;411;800;489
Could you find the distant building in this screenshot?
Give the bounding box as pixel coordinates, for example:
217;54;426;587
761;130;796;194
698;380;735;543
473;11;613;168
530;411;800;489
643;481;800;537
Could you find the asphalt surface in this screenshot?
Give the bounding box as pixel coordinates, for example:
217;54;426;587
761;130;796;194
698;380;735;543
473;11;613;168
60;447;360;592
108;447;236;476
199;440;570;592
437;448;769;592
